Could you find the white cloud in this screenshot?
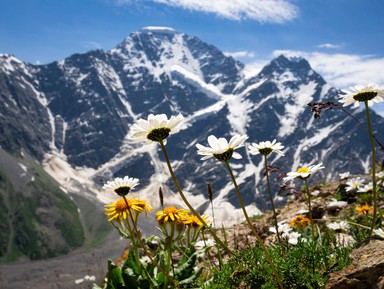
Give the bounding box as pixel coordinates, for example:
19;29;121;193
272;50;384;89
224;50;255;58
115;0;298;22
316;43;342;49
81;41;103;50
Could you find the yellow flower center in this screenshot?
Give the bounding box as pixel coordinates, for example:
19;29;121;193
353;91;378;102
297;167;309;174
164;206;179;215
115;199;129;211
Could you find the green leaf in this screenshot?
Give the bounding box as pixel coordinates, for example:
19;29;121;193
106;259;125;289
122;248;140;275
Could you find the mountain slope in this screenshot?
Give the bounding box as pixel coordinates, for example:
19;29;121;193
1;27;383;235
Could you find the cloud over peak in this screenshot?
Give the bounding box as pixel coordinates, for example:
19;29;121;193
116;0;299;22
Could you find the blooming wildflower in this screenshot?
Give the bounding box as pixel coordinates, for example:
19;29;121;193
373;228;384;238
129;113;184;145
339;83;384;108
376;171;384;179
183;214;210;243
156;206;189;224
195;239;215;249
269;222;292;236
283;163;324;182
248;139;285;157
345;177;364;192
105;198;152;221
156;206;189;241
287;231;301;245
103;176;139;196
327;221;349;232
289;215;311;229
355;204;374;216
196;134;248;162
358;182;373;193
335;233;356;247
339;172;350;180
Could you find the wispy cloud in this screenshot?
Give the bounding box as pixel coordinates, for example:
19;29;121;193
114;0;298;22
316;43;342;49
82;41;103;50
272;50;384;89
224;50;255;59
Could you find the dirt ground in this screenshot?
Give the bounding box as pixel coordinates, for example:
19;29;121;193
0;235;126;289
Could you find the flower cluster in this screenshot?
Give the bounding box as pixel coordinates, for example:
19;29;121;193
156;206;209;242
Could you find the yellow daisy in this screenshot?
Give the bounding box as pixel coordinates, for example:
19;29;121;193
289;215;311;228
355;204;373;216
183;214;210;228
105;198;153;222
156;206;189;224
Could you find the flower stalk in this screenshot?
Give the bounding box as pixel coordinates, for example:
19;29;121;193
159;140;236;257
303;179;315;240
264;155;282;245
224;160;285;289
364;100;379;237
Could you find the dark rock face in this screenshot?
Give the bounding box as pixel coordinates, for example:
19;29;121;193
326;239;384;289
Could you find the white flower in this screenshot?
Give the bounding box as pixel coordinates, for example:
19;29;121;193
196;134;248;162
129;113;184;145
75;278;84;284
345;177;364;192
84;275;96;281
103;176;140;196
335;233;356;247
373;228;384;238
269;222;292;236
327;221;349;232
358;182;373;193
248;139;285;157
283;163;324;182
339;172;350;180
339;83;384;108
195;239;215;249
140;256;152;265
287;231;301;245
376;171;384;178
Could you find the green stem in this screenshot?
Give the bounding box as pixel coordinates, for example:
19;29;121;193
122;197;141;274
224;161;285;289
163;242;173;289
364;101;378;237
159;140;236;257
303;179;315;241
122;196;181;289
264;155;282;245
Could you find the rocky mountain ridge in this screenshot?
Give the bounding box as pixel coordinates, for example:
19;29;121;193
1;27;383;261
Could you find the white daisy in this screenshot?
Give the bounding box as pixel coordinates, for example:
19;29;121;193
345;177;364;192
358;182;373;193
269;222;292;236
339;83;384;108
287;231;301;245
327;221;350;232
196;134;248;162
103;176;140;196
373;228;384;238
248;139;285;157
339;172;350;180
283;163;324;182
129;113;184;145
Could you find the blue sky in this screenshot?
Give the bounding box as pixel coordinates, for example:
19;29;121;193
1;0;384;106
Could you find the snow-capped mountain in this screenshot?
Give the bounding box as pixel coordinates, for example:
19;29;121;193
1;26;383;228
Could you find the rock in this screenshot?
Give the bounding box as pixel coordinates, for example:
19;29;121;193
325;239;384;289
